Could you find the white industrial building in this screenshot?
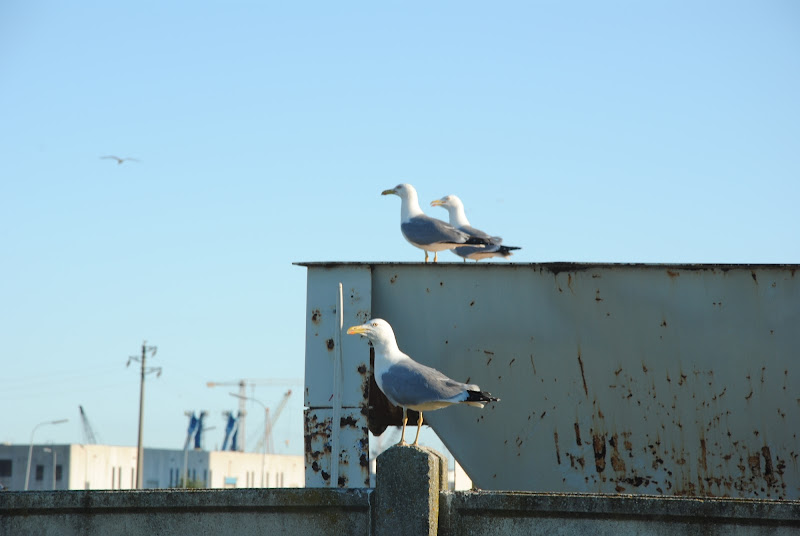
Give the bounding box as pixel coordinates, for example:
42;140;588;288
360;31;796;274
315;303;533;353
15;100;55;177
0;444;303;491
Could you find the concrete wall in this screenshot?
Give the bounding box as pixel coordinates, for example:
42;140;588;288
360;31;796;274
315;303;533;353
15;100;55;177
0;488;371;536
3;447;799;536
3;488;798;536
440;492;800;536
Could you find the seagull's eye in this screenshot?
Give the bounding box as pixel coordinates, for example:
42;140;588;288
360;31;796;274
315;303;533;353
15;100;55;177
371;322;378;327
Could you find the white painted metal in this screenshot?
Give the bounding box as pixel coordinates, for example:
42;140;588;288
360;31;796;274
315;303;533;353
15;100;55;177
302;265;371;487
300;262;800;499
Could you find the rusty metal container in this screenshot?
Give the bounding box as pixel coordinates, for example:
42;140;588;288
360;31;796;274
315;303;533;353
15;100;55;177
300;262;799;499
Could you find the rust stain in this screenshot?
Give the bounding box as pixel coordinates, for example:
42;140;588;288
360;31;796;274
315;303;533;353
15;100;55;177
595;289;603;302
609;435;626;472
311;309;322;325
530;355;537;375
577;351;588;397
326;338;335;351
660;320;667;327
748;454;762;477
592;434;607;473
751;271;758;284
469;300;475;306
509;358;516;367
340;415;358;427
762;446;777;486
699;438;708;471
574;422;582;446
390;274;397;284
667;270;680;278
554;431;562;465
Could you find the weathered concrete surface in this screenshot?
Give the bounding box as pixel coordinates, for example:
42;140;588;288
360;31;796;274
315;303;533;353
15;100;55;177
374;445;447;536
440;491;800;536
3;482;799;535
0;488;371;536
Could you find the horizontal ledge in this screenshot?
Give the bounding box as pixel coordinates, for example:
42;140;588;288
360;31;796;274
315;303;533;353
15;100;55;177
0;488;372;514
444;491;800;523
294;261;799;270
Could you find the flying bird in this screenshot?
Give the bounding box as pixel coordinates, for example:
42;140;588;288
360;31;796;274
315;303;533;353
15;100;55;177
382;183;488;263
431;194;521;261
347;318;499;446
101;155;140;165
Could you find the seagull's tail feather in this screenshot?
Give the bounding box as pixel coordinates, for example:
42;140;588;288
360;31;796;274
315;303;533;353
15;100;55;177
498;245;521;257
463;389;500;408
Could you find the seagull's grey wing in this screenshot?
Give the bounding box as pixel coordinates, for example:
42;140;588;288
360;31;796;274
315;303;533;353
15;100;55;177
100;156;119;160
401;215;469;246
380;361;469;407
459;224;502;244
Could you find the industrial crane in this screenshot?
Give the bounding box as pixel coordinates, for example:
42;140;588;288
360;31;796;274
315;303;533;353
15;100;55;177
206;378;300;452
252;389;293;454
79;405;98;444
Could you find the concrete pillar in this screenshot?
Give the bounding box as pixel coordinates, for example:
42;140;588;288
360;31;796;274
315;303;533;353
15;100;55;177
373;445;448;536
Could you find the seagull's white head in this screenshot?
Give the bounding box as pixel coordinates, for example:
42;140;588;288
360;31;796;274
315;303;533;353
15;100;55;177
430;194;464;211
381;183;417;200
381;183;423;220
346;318;399;350
430;194;469;227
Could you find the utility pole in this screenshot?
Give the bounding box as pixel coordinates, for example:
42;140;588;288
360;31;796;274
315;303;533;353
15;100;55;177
127;341;160;489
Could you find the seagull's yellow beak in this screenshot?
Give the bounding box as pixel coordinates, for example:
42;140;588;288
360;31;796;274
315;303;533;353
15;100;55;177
346;325;367;335
430;199;445;207
381;189;396;196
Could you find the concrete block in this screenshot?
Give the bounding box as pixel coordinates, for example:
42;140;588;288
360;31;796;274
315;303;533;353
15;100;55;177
374;445;447;536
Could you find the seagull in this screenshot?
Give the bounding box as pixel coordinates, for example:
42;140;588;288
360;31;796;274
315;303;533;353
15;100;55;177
101;155;140;165
431;194;521;262
347;318;499;446
382;183;488;263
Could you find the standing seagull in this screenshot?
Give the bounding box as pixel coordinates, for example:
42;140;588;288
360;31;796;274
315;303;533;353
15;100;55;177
431;194;521;262
382;183;488;262
101;155;140;165
347;318;499;446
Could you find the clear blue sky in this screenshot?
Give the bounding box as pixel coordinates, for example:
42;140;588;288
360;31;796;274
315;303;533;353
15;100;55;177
1;2;798;455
